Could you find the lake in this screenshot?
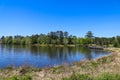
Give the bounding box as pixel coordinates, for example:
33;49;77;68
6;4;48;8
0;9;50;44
0;45;109;68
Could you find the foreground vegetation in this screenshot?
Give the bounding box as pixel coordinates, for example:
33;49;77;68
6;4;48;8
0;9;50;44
62;73;120;80
0;47;120;80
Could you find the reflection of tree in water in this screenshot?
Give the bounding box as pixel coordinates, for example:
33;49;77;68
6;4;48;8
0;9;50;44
3;45;93;60
0;44;110;68
77;47;92;60
47;47;69;61
0;44;6;53
13;45;27;54
69;47;76;53
58;47;64;60
29;46;61;60
3;45;13;53
0;45;108;62
47;47;58;59
28;47;78;61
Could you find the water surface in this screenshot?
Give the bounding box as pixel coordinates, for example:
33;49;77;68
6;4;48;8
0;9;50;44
0;45;109;68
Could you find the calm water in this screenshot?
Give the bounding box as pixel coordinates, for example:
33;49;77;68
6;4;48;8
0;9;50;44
0;45;109;68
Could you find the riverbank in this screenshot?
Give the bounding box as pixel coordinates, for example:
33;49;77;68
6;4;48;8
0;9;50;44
32;44;77;47
0;48;120;80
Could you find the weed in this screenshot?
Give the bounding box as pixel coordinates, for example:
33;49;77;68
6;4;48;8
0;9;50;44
62;73;92;80
95;73;120;80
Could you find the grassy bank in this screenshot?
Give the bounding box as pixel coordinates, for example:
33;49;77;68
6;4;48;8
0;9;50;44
32;44;77;47
0;48;120;80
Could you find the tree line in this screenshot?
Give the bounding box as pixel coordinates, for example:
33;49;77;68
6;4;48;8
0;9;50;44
0;31;120;47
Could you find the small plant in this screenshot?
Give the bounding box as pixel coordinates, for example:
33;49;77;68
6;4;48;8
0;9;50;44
9;76;18;80
8;75;32;80
95;73;120;80
62;73;92;80
19;64;32;75
6;66;14;70
90;61;100;68
51;66;63;74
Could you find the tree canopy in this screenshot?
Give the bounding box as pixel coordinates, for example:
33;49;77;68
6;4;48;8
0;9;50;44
0;31;120;47
85;31;94;39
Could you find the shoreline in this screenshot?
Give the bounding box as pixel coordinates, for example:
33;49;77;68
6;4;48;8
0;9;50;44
0;47;120;80
0;43;79;47
32;44;77;47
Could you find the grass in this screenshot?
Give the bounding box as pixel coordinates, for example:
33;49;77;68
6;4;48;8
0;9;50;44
51;66;63;74
95;73;120;80
62;73;120;80
0;75;32;80
62;73;92;80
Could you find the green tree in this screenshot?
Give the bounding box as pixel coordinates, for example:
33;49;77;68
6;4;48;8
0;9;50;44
13;35;22;45
0;36;5;44
63;38;68;45
25;36;32;45
31;34;39;44
21;38;26;45
85;31;94;38
113;36;120;47
85;31;94;45
5;36;13;44
64;31;68;38
72;36;77;45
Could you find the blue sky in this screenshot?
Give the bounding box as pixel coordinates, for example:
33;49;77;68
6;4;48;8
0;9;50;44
0;0;120;37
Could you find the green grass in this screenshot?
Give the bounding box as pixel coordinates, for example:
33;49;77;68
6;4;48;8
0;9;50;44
95;73;120;80
0;75;32;80
62;73;92;80
90;61;100;68
51;66;63;74
62;73;120;80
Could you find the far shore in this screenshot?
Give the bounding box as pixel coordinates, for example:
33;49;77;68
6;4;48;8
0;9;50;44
31;44;78;47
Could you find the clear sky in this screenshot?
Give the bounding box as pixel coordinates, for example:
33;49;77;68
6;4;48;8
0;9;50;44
0;0;120;37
